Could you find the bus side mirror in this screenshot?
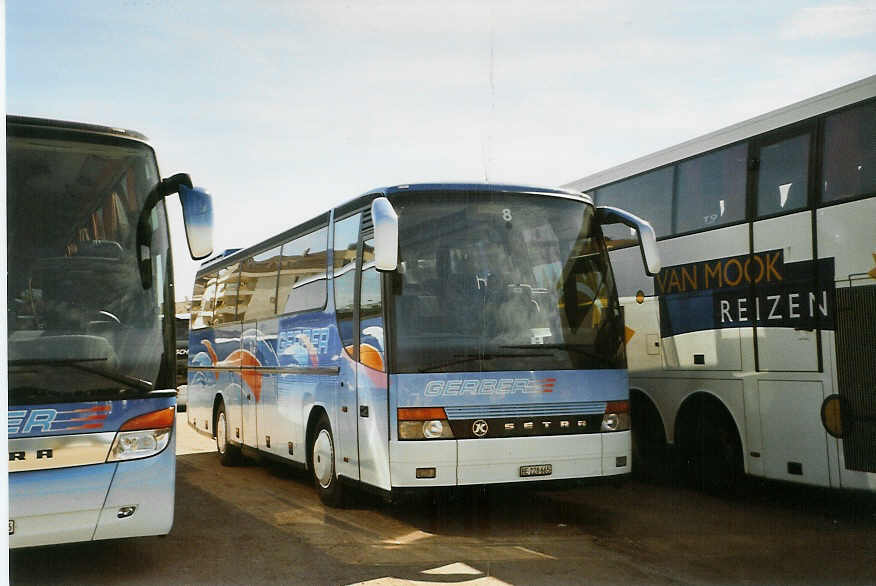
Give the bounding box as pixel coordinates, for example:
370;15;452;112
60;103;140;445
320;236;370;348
138;174;214;288
178;184;214;260
371;197;399;272
596;206;661;277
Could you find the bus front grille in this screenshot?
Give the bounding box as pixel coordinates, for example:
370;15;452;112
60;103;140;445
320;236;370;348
444;402;607;420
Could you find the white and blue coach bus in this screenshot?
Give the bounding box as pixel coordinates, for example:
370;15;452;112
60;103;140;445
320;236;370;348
7;115;213;547
186;183;659;504
564;75;876;492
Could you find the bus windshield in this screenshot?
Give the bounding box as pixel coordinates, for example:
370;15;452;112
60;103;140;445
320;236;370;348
389;191;625;373
7;131;171;405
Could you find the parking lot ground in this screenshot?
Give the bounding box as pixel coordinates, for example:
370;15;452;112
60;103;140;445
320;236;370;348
175;411;215;455
10;418;876;585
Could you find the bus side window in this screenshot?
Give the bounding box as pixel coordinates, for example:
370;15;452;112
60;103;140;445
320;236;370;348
822;102;876;203
238;246;281;322
359;239;384;372
212;263;241;325
191;272;218;329
333;214;361;357
595;166;674;247
756;133;810;217
277;226;328;315
675;142;747;234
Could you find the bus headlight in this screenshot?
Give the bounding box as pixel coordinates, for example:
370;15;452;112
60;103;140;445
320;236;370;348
601;400;631;432
108;428;172;461
398;407;455;440
107;407;175;462
423;420;448;438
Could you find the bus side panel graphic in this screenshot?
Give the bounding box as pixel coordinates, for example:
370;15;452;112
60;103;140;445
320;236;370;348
656;249;836;337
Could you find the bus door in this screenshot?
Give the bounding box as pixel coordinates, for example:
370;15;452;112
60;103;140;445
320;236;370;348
213;321;245;445
333;213;362;482
240;326;263;450
213;263;247;446
355;238;391;490
749;123;830;485
750;124;820;372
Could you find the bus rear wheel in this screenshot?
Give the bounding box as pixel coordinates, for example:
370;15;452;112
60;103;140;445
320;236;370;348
215;401;241;466
311;413;345;507
678;400;743;494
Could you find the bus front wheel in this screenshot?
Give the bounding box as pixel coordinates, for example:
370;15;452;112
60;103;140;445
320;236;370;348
311;413;345;507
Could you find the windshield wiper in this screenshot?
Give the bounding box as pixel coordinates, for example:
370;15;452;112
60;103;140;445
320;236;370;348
499;343;618;368
9;358;154;392
418;351;554;373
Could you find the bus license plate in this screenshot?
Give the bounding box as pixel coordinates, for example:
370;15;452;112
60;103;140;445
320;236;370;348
519;464;552;477
9;520;14;535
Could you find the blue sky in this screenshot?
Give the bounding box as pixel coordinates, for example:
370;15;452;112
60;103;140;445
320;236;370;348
6;0;876;300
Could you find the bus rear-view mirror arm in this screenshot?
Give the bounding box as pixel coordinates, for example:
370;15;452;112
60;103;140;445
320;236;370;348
372;196;399;272
596;206;661;277
137;173;214;288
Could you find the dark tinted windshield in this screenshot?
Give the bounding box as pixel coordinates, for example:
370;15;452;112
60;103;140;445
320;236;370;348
7;125;171;404
389;191;625;373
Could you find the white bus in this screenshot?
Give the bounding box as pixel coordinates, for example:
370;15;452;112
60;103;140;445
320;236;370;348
564;75;875;492
186;183;660;504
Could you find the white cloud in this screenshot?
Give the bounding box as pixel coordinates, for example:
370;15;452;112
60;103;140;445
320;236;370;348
780;1;876;39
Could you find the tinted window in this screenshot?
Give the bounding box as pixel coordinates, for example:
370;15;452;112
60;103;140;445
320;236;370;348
191;272;217;329
285;278;328;314
360;241;380;319
175;317;189;342
675;142;748;234
6;130;171;402
359;240;385;372
822;102;876;203
238;247;281;322
212;263;241;325
390;192;624;373
757;133;810;217
333;214;361;353
277;227;328;314
333;215;360;271
596;166;674;244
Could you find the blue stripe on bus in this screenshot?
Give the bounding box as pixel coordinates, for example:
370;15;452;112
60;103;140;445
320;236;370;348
8;396;175;438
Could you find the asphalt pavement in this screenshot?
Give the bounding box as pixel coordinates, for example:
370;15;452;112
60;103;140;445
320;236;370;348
9;414;876;585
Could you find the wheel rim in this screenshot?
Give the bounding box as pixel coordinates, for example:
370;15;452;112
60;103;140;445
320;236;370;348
313;429;334;489
217;411;227;455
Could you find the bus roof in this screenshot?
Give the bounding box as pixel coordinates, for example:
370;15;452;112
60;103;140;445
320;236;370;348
333;182;589;217
197;183;591;275
7;115;150;143
562;74;876;193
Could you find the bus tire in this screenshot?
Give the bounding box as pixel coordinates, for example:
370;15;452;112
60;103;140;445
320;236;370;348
679;399;742;493
215;401;241;466
311;413;345;507
630;393;667;482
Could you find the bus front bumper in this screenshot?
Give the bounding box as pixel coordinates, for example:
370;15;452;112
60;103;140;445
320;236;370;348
9;433;176;548
389;431;630;487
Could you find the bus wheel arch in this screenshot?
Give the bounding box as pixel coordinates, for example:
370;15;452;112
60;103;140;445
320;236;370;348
630;388;668;481
674;391;743;493
304;406;327;472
